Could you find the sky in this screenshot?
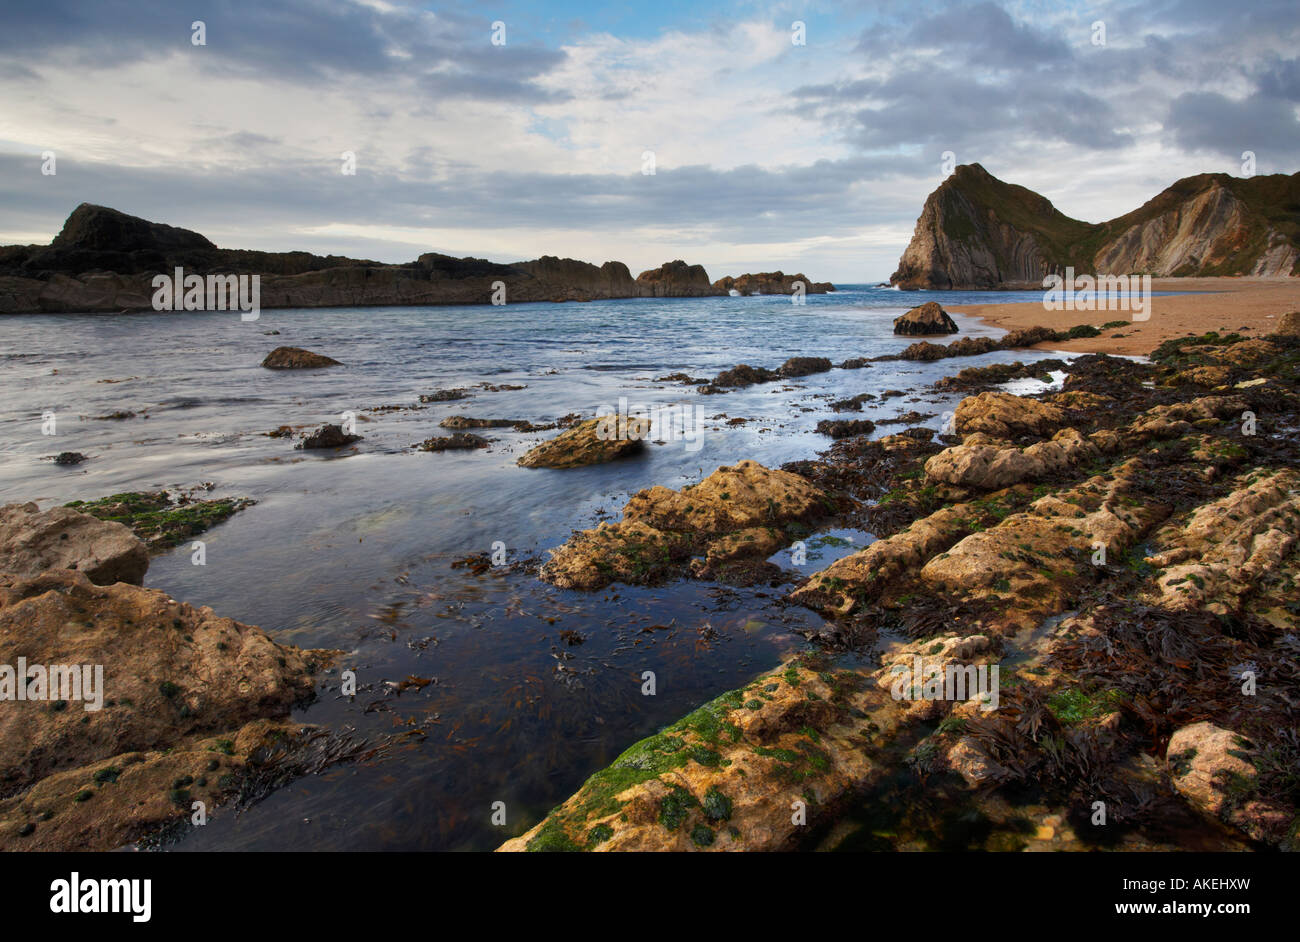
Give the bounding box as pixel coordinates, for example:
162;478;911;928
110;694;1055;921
1;0;1297;282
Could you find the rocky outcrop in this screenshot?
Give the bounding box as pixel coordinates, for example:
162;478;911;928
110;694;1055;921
714;272;834;295
891;164;1300;288
0;569;322;793
0;504;338;850
517;415;650;469
0;503;148;586
297;424;362;449
0;205;735;313
893;301;959;335
540;460;830;589
635;260;720;297
504;333;1300;851
261;346;342;369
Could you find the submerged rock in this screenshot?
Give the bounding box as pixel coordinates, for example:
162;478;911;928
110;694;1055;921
261;346;342;369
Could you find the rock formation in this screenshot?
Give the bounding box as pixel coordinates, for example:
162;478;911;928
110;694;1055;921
893;301;959;335
891;164;1300;288
0;205;734;313
714;272;834;295
0;504;338;851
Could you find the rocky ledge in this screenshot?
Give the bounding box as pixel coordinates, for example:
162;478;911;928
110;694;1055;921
502;326;1300;851
0;503;340;850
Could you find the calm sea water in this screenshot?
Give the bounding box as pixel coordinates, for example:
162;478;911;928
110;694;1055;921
0;286;1103;850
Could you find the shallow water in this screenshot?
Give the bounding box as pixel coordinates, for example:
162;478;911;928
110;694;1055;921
0;286;1114;850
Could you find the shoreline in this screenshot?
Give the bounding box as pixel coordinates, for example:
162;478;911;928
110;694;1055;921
946;276;1300;356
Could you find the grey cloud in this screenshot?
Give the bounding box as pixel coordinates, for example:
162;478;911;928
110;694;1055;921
1167;91;1300;161
0;0;566;103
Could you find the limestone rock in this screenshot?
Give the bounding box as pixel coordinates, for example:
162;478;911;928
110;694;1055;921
0;503;148;586
0;569;323;793
517;415;649;469
953;391;1065;439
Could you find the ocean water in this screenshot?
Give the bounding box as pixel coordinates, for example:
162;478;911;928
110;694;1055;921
0;286;1101;850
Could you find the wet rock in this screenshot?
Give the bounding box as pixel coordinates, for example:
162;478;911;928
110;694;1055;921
777;356;832;378
711;364;779;388
935;359;1065;391
61;491;254;551
417;433;490;451
440;416;519;430
541;460;830;590
419;388;469;402
830;393;875;412
893;301;958;336
52;452;87;466
999;325;1060;349
296;424;362;449
815;419;876;439
791;503;979;613
899;341;948;361
498;657;902;852
918;458;1161;631
1164;722;1289;843
517;415;649;469
0;503;148;586
260;346;342;369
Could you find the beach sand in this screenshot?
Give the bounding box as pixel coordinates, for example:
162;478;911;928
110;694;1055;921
947;276;1300;356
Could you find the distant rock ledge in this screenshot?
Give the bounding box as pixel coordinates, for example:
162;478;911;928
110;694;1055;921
0;204;833;313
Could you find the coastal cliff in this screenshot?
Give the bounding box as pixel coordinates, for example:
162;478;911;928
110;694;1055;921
891;164;1300;289
0;204;834;313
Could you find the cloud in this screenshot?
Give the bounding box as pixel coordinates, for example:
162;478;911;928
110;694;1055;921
0;0;1297;281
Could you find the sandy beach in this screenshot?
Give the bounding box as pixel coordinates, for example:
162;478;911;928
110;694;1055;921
948;276;1300;356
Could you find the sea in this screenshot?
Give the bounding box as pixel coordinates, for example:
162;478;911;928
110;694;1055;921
0;286;1143;850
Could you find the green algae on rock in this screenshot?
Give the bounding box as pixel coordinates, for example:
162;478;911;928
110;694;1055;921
64;491;255;551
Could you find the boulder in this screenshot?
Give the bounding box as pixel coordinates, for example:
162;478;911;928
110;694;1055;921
518;415;650;469
261;346;342;369
1167;722;1257;821
893;301;959;336
297;424;362;449
0;503;148;586
777;356;833;378
952;391;1065;439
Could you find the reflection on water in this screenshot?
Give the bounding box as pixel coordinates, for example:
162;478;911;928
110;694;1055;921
0;287;1082;850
